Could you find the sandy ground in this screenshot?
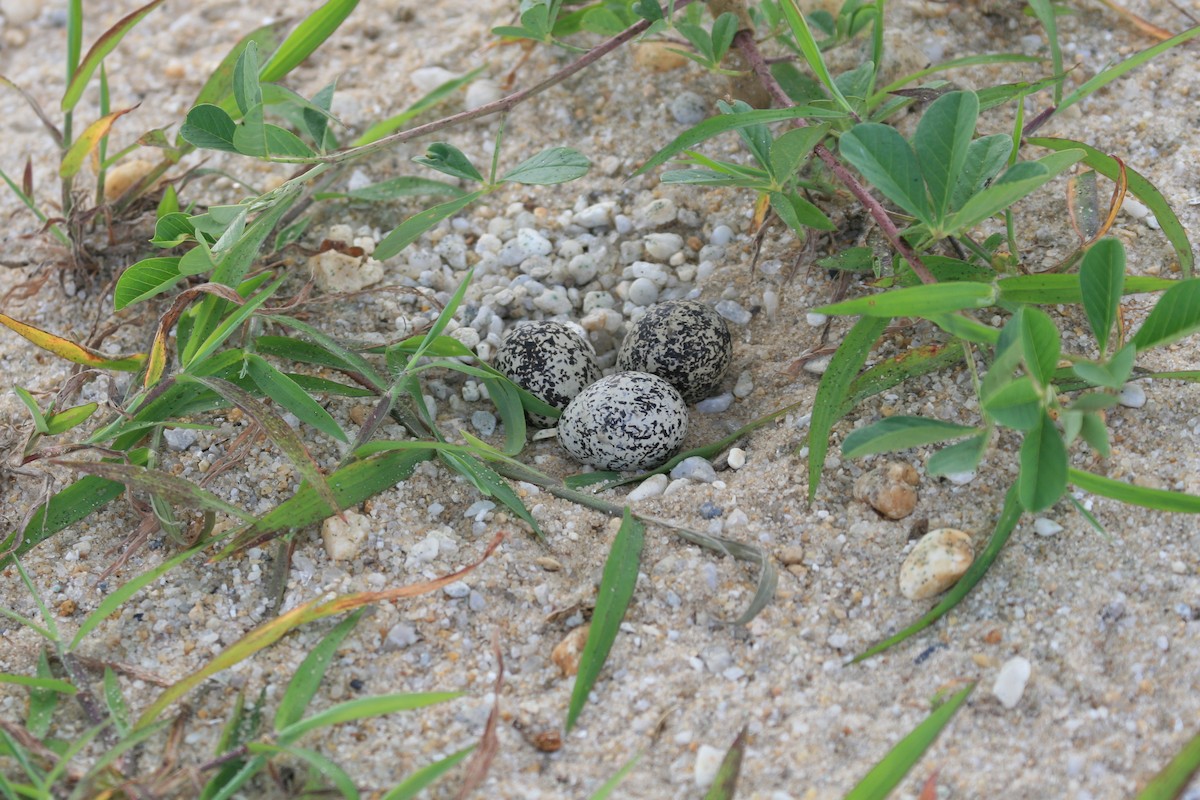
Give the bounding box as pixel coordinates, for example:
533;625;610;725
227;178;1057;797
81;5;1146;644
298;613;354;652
2;1;1200;798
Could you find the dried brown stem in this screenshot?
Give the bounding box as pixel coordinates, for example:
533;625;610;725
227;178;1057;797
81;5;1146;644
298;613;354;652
732;29;937;285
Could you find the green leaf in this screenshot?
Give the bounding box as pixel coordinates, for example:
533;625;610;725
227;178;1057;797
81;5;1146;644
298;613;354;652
1132;279;1200;352
44;402;97;435
276;692;459;745
778;0;854;113
949;133;1012;211
61;0;167;112
768;123;830;180
501;147;591;185
1018;411;1067;512
245;354;348;442
414;142;484;183
842;416;980;459
1069;468;1200;514
982;375;1041;431
13;386;48;434
103;667;130;737
914;91;979;220
374;190;487;261
1079;411;1111;458
632;0;663;21
770;190;835;233
1135;731;1200;800
258;0;359;83
843;684;975;800
703;726;747;800
54;460;255;523
816;282;997;318
26;650;59;739
808;316;888;499
855;485;1021;660
839;122;931;224
926;432;989;477
231;104;316;158
996;274;1174;306
567;508;644;731
180;103;239;152
1027;136;1194;277
115;257;184;309
381;746;476;800
945;149;1085;233
635;106;846;176
152;212;197;247
1016;307;1061;387
1071;344;1135;390
189;23;282;115
275;611;363;732
232;41;262;116
184;275;284;369
1079;238;1126;356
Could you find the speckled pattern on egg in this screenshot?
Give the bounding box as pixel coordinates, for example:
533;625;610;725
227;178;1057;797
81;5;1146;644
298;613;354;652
493;321;601;427
616;299;732;403
558;371;688;471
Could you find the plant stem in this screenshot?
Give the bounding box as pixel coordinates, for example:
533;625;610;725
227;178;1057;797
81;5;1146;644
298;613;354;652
732;29;937;285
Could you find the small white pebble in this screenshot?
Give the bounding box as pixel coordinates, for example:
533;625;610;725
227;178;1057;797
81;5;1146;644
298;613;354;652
627;473;669;502
1033;518;1063;537
727;448;746;470
806;312;828;327
1118;383;1146;408
992;656;1032;709
694;745;725;788
710;224;733;246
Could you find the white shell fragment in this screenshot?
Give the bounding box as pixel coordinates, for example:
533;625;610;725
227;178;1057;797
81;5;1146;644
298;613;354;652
558;372;688;471
899;528;975;600
321;510;370;562
493;321;601;427
617;300;732;403
993;656;1032;709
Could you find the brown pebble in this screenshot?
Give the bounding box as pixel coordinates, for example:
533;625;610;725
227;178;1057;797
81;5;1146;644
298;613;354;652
349;405;370;425
632;41;689;72
853;461;920;520
778;546;805;566
551;624;590;677
58;599;77;617
984;628;1003;645
535;556;563;572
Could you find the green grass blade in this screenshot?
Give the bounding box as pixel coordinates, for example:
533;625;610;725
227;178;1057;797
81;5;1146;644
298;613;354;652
1136;730;1200;800
277;692;460;745
808;316;888;499
274;610;363;732
315;175;464;202
244;354;348;442
703;726;747;800
103;667;130;737
439;451;544;539
374;190;487;261
184;275;284;369
192;23;283;110
778;0;853;114
588;754;641;800
0;674;75;694
26;650;60;739
855;484;1021;661
1026;0;1063;104
816;282;997;318
1027;136;1194;277
1069;468;1200;513
61;0;166;112
566;508;643;731
53;460;254;524
842;416;981;459
244;742;358;799
843;684;975;799
996;274;1174;306
258;0;359;83
1057;24;1200;118
381;746;475;800
259;318;386;389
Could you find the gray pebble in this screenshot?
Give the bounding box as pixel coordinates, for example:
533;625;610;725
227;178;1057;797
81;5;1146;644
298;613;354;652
695;393;735;414
634;198;677;230
710;224;733;246
164;427;198;451
699;501;723;519
670;90;709;125
471;411;497;436
644;232;684;261
733;370;754;398
715;299;752;325
443;580;471;599
468;590;487;611
1118;383;1147;408
383;623;419;651
671;456;717;483
628;277;660;306
576;202;614;228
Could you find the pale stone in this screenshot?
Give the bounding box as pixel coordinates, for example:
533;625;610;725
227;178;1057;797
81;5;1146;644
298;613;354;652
899;528;974;600
993;656;1032;708
694;745;725;788
551;624;590;677
310;251;383;293
321;510;370;561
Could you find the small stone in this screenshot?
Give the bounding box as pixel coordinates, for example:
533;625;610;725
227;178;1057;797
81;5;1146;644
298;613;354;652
1033;518;1063;537
576;202;614;229
671;456;717;484
699;501;723;519
163;427;198;451
464;78;502;111
627;277;660;306
853;461;920;519
406;534;441;566
899;528;974;600
779;546;804;566
695;393;734;414
321;510;370;561
410;66;459;93
311;250;383;292
733;370;754;398
944;471;976;485
634;198;677;230
535;556;563;571
471;411;497;437
644;232;684;261
992;656;1032;709
0;0;40;24
827;632;850;649
552;625;590;676
632;41;689;72
498;228;553;267
694;745;725;788
1118;383;1147;408
714;299;752;325
627;473;670;502
803;355;832;375
727;448;746;470
669;91;709;125
710;225;734;246
103;159;158;201
443;580;471;599
383;623;419;651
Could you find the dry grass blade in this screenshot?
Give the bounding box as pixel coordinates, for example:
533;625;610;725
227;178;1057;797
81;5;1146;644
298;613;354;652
1094;0;1175;40
455;635;503;800
135;531;503;728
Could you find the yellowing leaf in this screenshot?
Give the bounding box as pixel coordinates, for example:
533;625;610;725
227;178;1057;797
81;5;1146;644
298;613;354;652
0;313;146;371
60;106;138;179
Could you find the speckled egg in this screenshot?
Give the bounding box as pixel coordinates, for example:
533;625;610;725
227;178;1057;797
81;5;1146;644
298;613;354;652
616;299;732;403
493;321;601;427
557;372;689;471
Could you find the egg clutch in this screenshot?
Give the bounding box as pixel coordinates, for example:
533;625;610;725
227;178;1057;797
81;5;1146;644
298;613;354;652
492;299;733;471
